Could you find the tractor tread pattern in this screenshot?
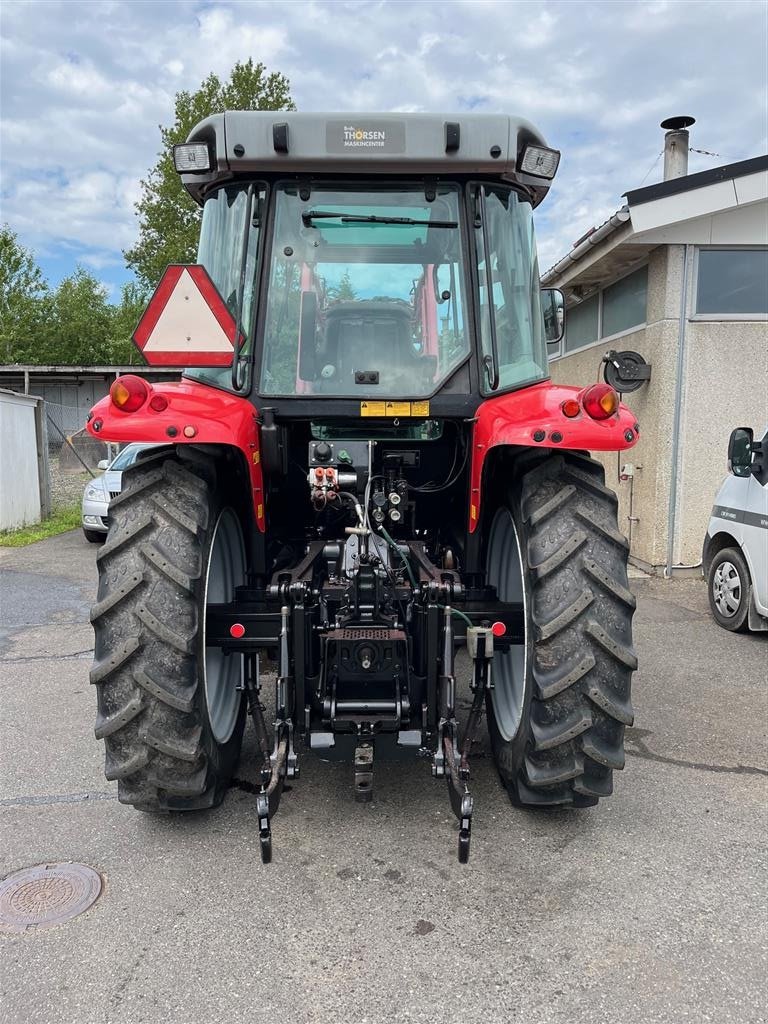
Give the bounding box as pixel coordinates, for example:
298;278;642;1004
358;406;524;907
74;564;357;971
89;453;240;812
490;451;636;808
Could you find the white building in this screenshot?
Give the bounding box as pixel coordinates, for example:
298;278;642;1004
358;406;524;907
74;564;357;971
542;128;767;574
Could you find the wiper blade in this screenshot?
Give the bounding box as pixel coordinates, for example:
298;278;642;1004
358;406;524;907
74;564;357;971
302;210;457;228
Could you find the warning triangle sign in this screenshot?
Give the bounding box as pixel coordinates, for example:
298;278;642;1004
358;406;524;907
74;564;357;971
133;265;243;367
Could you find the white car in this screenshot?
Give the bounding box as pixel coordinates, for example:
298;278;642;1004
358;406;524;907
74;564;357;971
703;426;767;632
81;443;162;543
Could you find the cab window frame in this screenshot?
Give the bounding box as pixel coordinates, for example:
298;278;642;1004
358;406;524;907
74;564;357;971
253;178;475;401
469;182;551;397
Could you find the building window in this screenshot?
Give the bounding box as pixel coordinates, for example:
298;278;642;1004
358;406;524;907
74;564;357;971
555;264;648;359
563;294;599;353
602;266;648;337
695;248;768;316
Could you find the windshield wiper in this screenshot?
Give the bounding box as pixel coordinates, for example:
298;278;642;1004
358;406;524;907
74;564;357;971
302;210;457;228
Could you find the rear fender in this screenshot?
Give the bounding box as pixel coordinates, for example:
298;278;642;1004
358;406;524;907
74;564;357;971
85;378;265;531
469;381;638;532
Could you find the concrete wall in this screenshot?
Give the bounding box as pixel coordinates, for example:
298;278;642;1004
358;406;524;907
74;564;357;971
674;319;768;565
551;246;677;567
0;390;42;530
550;242;768;570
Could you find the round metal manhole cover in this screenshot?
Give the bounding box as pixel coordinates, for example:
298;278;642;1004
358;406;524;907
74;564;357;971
0;863;102;933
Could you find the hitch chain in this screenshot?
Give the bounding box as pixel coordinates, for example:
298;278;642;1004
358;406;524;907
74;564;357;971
433;611;494;864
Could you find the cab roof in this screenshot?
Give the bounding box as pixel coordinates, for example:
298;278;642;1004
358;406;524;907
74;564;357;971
180;111;556;206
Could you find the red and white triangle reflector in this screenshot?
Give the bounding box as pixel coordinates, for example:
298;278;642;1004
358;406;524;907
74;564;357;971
132;264;244;367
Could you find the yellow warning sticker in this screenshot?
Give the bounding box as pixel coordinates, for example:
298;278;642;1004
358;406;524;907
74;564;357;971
385;401;412;417
360;400;431;417
360;401;387;417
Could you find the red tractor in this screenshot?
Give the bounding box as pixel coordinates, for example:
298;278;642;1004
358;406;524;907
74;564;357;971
86;112;638;862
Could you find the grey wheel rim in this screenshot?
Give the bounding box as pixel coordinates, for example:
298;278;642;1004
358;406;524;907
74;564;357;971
203;509;245;744
487;508;528;742
712;560;742;618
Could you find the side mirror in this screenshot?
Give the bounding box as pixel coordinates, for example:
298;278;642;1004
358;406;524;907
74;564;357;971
541;288;564;344
97;459;109;471
727;427;753;478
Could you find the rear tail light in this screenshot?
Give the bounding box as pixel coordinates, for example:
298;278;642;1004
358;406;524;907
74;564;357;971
561;398;581;418
110;375;149;412
581;383;618;420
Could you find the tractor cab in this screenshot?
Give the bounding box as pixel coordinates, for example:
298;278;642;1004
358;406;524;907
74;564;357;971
175;113;558;411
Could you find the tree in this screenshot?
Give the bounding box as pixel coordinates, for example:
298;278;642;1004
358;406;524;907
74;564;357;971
327;269;357;301
0;225;50;363
106;282;150;365
44;268;115;365
125;59;295;290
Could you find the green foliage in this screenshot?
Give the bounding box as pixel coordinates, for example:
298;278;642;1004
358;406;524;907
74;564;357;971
0;225;151;366
124;59;295;290
327;269;357;302
44;267;114;364
0;225;50;363
107;282;150;364
0;504;81;546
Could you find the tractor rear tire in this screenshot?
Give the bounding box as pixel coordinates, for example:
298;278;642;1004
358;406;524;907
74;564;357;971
485;450;636;807
90;452;247;811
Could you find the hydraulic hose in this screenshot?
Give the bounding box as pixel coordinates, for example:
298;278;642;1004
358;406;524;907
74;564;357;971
377;525;418;590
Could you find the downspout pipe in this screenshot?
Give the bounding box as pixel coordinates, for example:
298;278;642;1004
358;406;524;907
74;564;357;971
665;243;693;577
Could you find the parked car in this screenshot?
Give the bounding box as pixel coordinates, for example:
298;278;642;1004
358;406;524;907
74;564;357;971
82;443;161;542
703;426;767;632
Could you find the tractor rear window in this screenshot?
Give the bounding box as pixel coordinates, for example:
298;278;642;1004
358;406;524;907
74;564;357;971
259;185;470;397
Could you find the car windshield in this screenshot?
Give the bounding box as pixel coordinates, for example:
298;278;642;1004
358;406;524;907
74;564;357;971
109;445;153;471
259;184;470;397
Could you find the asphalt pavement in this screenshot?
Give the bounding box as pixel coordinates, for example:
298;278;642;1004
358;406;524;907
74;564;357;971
1;530;766;1024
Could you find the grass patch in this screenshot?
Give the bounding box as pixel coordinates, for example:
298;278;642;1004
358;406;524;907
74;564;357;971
0;506;82;547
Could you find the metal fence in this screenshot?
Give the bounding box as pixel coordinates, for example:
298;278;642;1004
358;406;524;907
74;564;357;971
43;401;115;511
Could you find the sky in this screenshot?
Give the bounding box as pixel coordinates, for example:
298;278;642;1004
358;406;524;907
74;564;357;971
1;0;766;301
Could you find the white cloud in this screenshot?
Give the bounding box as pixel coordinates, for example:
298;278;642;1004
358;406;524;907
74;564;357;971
0;0;765;286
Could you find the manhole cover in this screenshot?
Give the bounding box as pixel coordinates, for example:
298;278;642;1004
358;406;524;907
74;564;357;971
0;863;102;932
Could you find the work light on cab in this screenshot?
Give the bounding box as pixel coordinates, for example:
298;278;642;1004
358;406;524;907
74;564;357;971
110;375;149;412
519;144;560;179
582;383;619;420
173;143;211;173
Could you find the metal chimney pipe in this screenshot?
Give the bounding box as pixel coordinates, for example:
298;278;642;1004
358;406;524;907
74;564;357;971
661;116;696;180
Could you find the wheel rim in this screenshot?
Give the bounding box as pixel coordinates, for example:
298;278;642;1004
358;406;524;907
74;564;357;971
486;508;528;742
203;508;246;744
712;560;742;618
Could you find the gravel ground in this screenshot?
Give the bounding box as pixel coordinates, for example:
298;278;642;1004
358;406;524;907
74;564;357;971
1;530;766;1024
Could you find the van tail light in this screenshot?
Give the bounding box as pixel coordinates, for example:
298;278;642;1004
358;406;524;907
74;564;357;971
582;383;618;420
110;375;149;412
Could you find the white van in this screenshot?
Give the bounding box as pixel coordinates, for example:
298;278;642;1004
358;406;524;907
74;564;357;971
703;426;767;632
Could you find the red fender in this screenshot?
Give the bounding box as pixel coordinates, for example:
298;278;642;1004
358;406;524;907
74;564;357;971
85;378;265;531
469;381;639;532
